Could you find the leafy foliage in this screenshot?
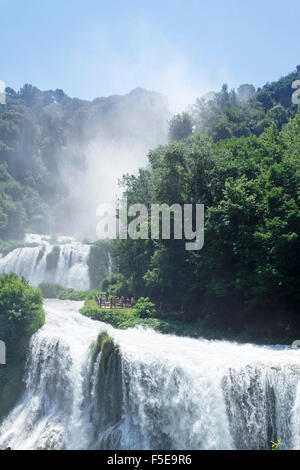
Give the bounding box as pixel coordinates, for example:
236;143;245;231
168;112;193;142
133;297;156;318
0;273;45;420
101;273;130;297
87;240;111;289
112;102;300;335
38;282;89;300
190;72;299;142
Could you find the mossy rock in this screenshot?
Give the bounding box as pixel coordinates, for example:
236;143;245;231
46;246;60;271
92;331;119;373
92;331;109;362
90;331;123;429
35;245;46;266
102;339;114;357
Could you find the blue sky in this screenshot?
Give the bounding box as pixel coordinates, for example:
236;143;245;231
1;0;299;109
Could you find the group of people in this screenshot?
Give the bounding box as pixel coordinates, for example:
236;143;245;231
97;294;135;309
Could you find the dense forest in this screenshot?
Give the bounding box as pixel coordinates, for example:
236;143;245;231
110;69;300;335
0;85;169;240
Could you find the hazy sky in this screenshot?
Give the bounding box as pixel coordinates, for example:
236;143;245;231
1;0;299;108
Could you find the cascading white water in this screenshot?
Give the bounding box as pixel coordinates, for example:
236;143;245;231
0;299;299;450
0;234;90;290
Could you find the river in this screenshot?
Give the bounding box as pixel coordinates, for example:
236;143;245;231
0;299;299;450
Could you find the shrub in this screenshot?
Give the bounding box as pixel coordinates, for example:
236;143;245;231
133;297;156;318
39;282;62;298
39;282;89;300
101;273;130;297
0;273;45;420
80;301;138;328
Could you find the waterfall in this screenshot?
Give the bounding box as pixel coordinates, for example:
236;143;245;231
0;299;299;450
0;234;90;290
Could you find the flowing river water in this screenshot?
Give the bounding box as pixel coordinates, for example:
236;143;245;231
0;299;299;450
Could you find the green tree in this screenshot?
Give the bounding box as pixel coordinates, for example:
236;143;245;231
168;112;193;142
0;273;45;420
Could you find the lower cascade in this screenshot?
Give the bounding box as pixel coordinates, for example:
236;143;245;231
0;300;299;450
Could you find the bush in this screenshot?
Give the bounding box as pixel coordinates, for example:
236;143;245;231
101;273;130;297
39;282;89;300
39;282;62;298
0;273;45;420
80;299;104;317
80;300;138;328
133;297;156;318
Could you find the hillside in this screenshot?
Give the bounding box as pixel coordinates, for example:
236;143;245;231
168;70;300;142
0;85;170;240
111;68;300;338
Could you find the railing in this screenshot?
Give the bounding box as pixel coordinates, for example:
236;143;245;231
95;295;133;309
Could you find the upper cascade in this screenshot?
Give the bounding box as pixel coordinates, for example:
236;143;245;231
0;234;90;290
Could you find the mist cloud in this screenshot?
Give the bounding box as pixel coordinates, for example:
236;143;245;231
71;23;230;113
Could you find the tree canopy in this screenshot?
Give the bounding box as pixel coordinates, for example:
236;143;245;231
112;73;300;333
